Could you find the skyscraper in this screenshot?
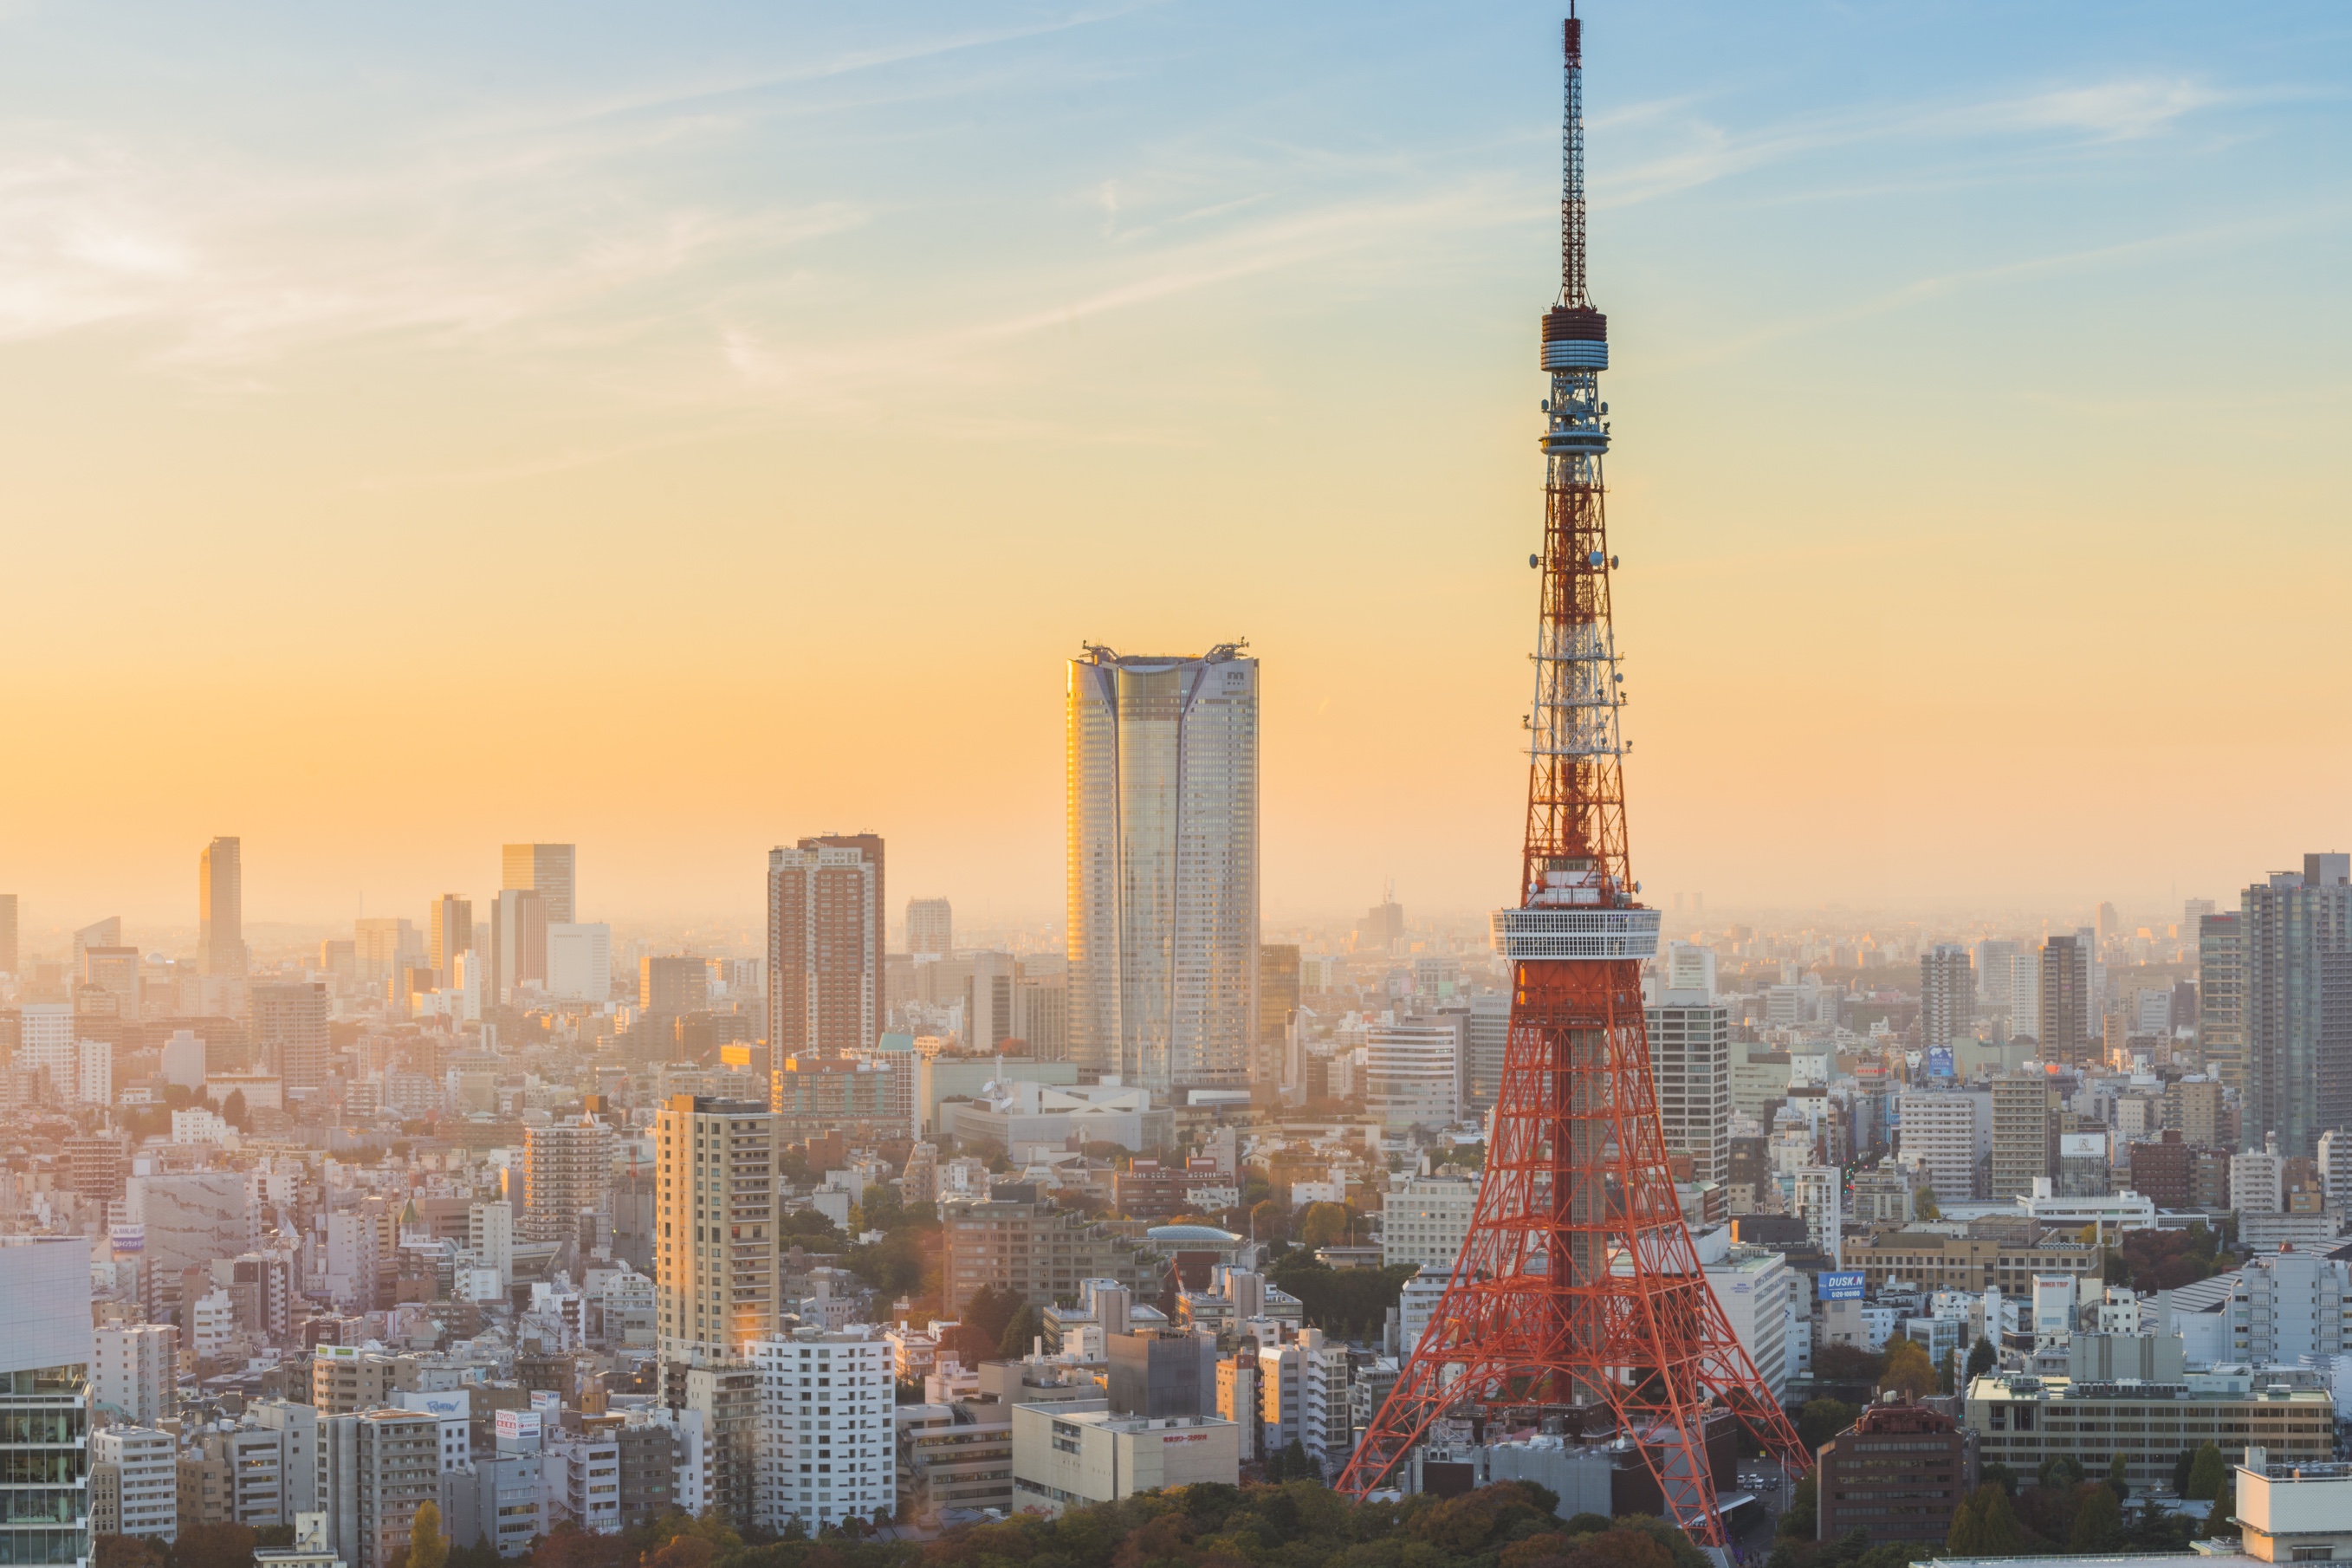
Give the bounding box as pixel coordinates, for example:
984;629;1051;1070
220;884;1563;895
1257;944;1301;1086
766;838;883;1074
490;888;548;1003
2243;854;2352;1158
501;844;577;926
1066;644;1260;1093
1648;987;1730;1188
2038;936;2087;1063
905;898;952;958
522;1115;614;1244
198;837;245;977
0;892;16;975
1919;944;1973;1052
427;895;471;979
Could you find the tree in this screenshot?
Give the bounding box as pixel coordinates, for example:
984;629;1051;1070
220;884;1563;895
2070;1484;2123;1551
1879;1337;1936;1401
1965;1335;1997;1380
220;1088;249;1130
1796;1398;1856;1452
172;1524;261;1568
2186;1441;2227;1500
2108;1452;2131;1500
1969;1482;2025;1554
1297;1202;1353;1251
1915;1188;1941;1221
1779;1473;1817;1538
2039;1455;2086;1492
999;1304;1044;1360
408;1501;447;1568
93;1539;167;1568
1811;1343;1882;1383
1248;1199;1288;1243
2205;1476;2237;1539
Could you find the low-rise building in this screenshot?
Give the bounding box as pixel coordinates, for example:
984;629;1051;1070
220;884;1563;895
92;1427;178;1540
1381;1176;1478;1269
1008;1404;1239;1517
2234;1451;2352;1563
1843;1227;2098;1296
1964;1366;2332;1494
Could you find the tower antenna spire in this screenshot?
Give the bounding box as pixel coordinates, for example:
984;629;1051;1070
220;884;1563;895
1338;12;1810;1543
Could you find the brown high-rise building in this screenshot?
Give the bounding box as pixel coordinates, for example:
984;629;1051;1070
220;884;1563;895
198;837;245;977
502;843;578;925
252;981;330;1089
523;1115;614;1243
1257;944;1300;1086
767;836;883;1073
640;956;706;1020
1813;1400;1977;1543
2038;935;2087;1063
0;892;16;976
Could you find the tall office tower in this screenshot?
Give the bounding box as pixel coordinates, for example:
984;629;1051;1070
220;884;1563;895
800;831;885;970
653;1096;776;1370
251;982;330;1090
198;837;246;976
2004;952;2040;1040
1973;938;2018;1006
0;892;17;975
965;951;1017;1053
523;1115;615;1244
2199;912;2245;1093
2096;901;2120;946
0;1240;91;1568
2038;936;2087;1063
1257;944;1301;1086
1990;1072;2058;1201
502;843;578;925
2243;854;2352;1158
72;916;122;976
1463;992;1512;1117
1920;944;1973;1051
905;898;953;958
767;839;882;1072
1648;988;1730;1187
1357;888;1405;955
1066;644;1260;1093
491;888;548;1003
422;894;466;979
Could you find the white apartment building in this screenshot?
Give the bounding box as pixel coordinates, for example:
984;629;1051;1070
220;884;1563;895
2232;1150;2285;1215
1896;1091;1990;1203
92;1324;179;1425
1299;1327;1350;1472
750;1329;894;1532
93;1426;178;1540
1662;942;1717;997
2226;1250;2352;1364
1701;1241;1794;1404
1254;1338;1306;1456
1397;1267;1456;1358
1382;1175;1478;1269
191;1288;236;1358
1793;1167;1843;1267
1648;991;1729;1187
1364;1018;1464;1129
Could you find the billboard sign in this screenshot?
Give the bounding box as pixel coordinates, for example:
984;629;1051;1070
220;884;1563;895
2059;1131;2106;1159
1926;1046;1954;1078
496;1409;542;1442
1819;1272;1867;1301
108;1224;145;1254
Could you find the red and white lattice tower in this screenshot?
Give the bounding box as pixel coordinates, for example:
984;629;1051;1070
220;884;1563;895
1335;11;1810;1542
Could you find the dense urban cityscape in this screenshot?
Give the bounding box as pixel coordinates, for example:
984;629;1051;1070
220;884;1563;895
5;6;2348;1568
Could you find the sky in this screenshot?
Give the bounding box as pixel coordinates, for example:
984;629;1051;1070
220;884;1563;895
1;1;2348;940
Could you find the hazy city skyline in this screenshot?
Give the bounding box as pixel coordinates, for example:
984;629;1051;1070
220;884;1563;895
4;2;2348;922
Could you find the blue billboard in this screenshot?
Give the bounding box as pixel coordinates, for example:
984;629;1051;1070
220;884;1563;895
1819;1271;1866;1301
1927;1046;1954;1078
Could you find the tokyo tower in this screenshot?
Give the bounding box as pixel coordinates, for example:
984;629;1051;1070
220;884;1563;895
1335;10;1810;1543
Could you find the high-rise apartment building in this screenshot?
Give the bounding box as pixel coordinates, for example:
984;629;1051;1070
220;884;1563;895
2199;911;2245;1096
767;839;883;1071
523;1115;615;1245
640;955;707;1020
501;843;577;925
1066;645;1260;1092
750;1330;895;1533
1463;993;1512;1117
1257;944;1300;1087
1896;1091;1990;1202
905;898;952;958
0;1238;93;1568
966;951;1018;1053
654;1096;777;1370
426;894;470;981
2002;952;2039;1041
1920;944;1973;1051
198;837;245;977
91;1324;178;1426
2243;855;2352;1157
1649;989;1730;1187
1013;962;1069;1061
491;888;548;1003
1973;938;2017;1006
0;891;16;975
1990;1073;2058;1202
251;982;330;1091
2038;936;2087;1063
90;1427;176;1541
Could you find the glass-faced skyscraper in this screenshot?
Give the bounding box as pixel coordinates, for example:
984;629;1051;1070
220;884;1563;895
1066;644;1259;1095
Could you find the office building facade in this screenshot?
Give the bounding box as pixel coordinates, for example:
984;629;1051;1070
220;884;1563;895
768;839;883;1072
1649;991;1730;1187
198;836;245;977
523;1116;614;1245
2243;855;2352;1157
502;843;577;925
1066;645;1259;1094
1920;944;1973;1051
0;1239;94;1568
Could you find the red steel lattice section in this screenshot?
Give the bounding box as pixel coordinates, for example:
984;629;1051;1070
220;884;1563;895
1335;10;1809;1545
